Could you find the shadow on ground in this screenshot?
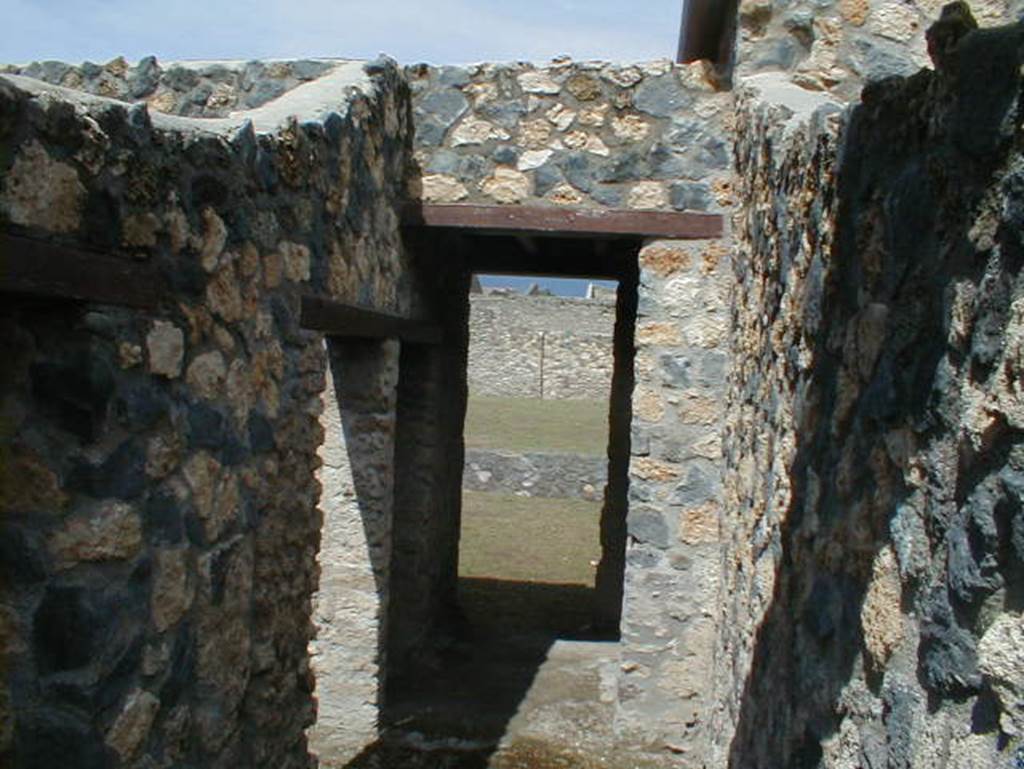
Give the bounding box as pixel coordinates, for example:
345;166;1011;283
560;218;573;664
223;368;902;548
342;578;613;769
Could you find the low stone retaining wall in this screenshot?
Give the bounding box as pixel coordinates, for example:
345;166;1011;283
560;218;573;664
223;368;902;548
463;449;607;501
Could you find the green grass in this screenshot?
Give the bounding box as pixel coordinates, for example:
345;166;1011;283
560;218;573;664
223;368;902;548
459;491;602;586
463;397;608;455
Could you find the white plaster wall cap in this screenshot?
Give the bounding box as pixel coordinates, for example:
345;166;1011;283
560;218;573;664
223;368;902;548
737;71;846;137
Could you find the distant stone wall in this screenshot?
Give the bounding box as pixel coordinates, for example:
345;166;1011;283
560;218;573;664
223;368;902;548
711;16;1024;768
0;56;337;117
0;61;417;769
468;293;616;400
464;449;606;501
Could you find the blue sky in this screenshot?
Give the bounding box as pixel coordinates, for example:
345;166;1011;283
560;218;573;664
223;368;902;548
478;275;616;297
2;0;684;65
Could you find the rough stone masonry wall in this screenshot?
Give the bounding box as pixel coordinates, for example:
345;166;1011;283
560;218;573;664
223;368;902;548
311;341;399;766
411;58;736;762
735;0;1023;99
407;58;734;213
468;293;616;400
0;60;416;769
711;15;1024;769
617;237;732;762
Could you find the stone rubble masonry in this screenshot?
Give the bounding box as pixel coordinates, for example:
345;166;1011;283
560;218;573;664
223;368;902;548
468;293;617;400
309;340;400;767
4;6;1023;769
710;14;1024;768
736;0;1023;99
410;54;738;760
387;269;472;685
0;57;417;769
614;237;731;759
407;58;735;215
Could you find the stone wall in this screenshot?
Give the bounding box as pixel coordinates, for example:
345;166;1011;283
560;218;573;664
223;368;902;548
463;449;607;500
1;56;337;117
310;341;399;765
10;7;1023;768
468;293;616;400
736;0;1023;99
614;236;732;760
385;260;471;695
0;60;418;769
408;58;734;214
712;14;1024;768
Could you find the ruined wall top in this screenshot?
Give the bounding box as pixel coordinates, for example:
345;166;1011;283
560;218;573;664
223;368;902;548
0;59;417;313
736;0;1024;98
0;56;344;118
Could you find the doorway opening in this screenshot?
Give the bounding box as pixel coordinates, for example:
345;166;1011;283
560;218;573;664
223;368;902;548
368;233;639;767
460;272;620;643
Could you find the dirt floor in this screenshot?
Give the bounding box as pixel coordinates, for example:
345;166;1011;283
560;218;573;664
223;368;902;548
347;578;626;769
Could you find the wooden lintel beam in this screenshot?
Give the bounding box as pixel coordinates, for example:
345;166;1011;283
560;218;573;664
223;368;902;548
402;203;723;240
460;233;639;280
300;296;442;345
0;232;165;310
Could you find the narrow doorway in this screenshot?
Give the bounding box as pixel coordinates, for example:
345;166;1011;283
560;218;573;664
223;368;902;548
372;247;637;767
459;273;621;642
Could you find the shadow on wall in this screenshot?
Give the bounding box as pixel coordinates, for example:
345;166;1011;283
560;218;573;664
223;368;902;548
727;20;1024;768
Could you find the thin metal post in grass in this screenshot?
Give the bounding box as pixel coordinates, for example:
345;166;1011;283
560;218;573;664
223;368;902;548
539;330;546;400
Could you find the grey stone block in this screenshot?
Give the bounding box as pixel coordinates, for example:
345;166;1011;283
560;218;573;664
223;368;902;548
634;73;693;117
417;88;469;130
533;162;565;195
670;181;713;211
492;145;519;164
128;56;160;98
670;464;717;506
627;507;670;549
591;185;625;207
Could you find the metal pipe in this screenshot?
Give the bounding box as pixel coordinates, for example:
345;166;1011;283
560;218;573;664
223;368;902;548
676;0;736;66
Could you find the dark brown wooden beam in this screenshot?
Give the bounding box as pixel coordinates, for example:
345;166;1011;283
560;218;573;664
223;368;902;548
300;296;442;345
459;233;640;280
0;232;165;310
402;203;723;240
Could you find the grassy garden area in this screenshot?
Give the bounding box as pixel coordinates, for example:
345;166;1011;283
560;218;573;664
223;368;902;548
459;490;602;586
463;396;608;455
460;396;608;594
